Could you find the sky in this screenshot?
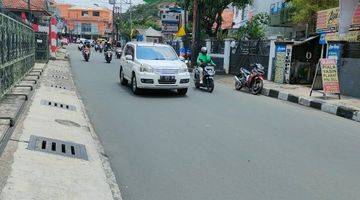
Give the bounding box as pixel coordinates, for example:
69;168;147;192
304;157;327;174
56;0;145;11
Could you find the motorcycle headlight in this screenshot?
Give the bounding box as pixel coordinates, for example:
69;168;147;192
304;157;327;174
140;64;154;73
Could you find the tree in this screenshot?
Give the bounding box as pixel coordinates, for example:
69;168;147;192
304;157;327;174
289;0;339;32
235;12;269;40
184;0;252;38
116;1;164;39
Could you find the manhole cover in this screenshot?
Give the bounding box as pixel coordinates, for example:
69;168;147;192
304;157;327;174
55;119;81;127
27;135;88;160
40;100;76;111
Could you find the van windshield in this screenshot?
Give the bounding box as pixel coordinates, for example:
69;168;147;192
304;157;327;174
136;46;178;61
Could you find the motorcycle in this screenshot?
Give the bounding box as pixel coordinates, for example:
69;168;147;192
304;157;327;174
104;50;113;63
194;64;216;93
99;45;103;53
78;43;83;51
94;44;100;52
234;63;264;95
82;48;90;62
115;48;122;59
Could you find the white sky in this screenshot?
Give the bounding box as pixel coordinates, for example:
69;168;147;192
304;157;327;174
56;0;145;11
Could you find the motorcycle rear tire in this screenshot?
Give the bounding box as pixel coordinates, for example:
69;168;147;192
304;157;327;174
251;78;263;95
235;80;243;91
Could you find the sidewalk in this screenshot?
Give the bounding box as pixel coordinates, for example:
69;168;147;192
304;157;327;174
217;75;360;123
0;49;122;199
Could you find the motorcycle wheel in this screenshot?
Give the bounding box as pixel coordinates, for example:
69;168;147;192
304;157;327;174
207;79;214;93
235;79;243;91
251;77;263;95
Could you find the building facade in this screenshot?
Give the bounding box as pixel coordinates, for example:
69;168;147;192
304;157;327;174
56;3;112;39
232;0;306;40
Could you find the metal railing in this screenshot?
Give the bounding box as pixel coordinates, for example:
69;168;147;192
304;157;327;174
0;11;35;100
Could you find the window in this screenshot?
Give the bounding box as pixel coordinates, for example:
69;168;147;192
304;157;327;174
125;45;134;60
81;11;89;17
93;11;100;17
136;46;178;61
81;23;91;33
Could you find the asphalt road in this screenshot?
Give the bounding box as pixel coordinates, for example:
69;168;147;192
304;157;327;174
70;45;360;200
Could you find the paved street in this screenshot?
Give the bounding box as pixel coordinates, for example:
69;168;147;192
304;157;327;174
70;45;360;200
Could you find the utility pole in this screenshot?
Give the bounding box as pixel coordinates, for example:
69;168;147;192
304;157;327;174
191;0;200;66
112;1;115;42
129;0;132;38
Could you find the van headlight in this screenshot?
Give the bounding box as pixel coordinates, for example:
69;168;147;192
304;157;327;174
140;64;154;73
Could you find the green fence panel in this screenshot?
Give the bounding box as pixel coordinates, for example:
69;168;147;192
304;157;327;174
0;12;35;100
35;32;49;63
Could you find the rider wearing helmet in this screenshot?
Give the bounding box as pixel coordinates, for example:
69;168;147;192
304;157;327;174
197;47;215;84
104;42;112;52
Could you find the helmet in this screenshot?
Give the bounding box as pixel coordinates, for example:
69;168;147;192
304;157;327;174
200;47;207;54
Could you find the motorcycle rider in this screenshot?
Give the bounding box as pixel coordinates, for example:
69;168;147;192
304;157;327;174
104;42;112;52
197;47;215;84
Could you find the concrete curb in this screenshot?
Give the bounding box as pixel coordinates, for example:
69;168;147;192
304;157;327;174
261;88;360;123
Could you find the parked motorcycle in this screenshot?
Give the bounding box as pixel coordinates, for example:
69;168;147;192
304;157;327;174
234;63;264;95
115;48;123;59
104;50;113;63
82;48;90;62
194;64;216;93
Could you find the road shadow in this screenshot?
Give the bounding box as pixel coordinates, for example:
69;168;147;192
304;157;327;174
116;83;188;98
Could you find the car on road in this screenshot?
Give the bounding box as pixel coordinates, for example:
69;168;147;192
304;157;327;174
119;42;190;95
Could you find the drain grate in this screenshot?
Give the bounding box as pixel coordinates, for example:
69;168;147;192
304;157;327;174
50;84;68;90
27;135;88;160
51;74;68;79
55;119;81;127
40;99;76;111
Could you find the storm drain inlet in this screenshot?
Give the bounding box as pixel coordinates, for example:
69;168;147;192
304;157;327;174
51;74;68;79
50;84;68;90
27;135;88;160
40;99;76;111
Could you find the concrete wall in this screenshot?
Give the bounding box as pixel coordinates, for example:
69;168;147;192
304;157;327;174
253;0;279;14
339;58;360;98
339;0;358;35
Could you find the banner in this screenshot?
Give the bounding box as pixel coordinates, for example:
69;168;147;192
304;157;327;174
316;7;340;33
320;59;340;94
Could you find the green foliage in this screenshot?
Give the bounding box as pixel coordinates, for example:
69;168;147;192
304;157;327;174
185;0;252;38
289;0;338;31
116;1;166;38
235;12;269;40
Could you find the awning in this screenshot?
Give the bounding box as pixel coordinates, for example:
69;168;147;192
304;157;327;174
293;36;319;46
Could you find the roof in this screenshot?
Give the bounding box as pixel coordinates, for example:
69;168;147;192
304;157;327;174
127;42;170;47
2;0;50;13
136;27;163;37
68;5;110;11
145;27;163;37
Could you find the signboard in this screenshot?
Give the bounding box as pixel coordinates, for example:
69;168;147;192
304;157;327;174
351;3;360;27
320;59;340;94
327;43;341;60
274;44;286;83
319;33;326;45
162;22;179;33
316;7;340;33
